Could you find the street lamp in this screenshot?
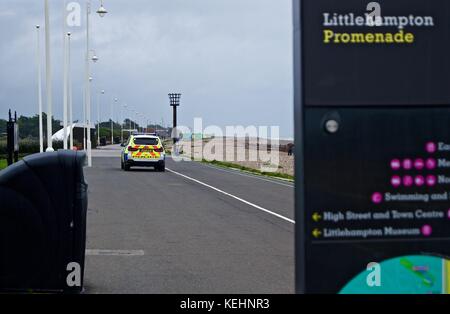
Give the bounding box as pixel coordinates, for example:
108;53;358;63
35;25;44;153
62;0;69;150
85;0;108;167
140;113;145;133
123;104;131;130
169;93;181;143
91;52;99;63
111;97;117;145
121;104;126;143
63;31;70;150
68;32;74;150
97;89;105;146
44;0;53;152
134;111;139;132
96;0;108;17
83;76;93;150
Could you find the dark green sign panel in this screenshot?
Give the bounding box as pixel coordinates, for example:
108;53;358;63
294;0;450;294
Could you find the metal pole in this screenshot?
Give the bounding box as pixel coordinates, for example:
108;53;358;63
63;0;68;149
85;1;92;166
120;105;124;143
111;98;116;145
36;25;44;153
129;109;131;133
135;112;138;132
68;32;73;149
7;110;13;166
14;112;18;163
83;85;86;150
173;106;177;144
97;92;100;146
293;0;306;294
45;0;53;152
63;33;68;150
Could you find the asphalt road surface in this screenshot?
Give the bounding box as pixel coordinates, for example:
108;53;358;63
83;147;294;294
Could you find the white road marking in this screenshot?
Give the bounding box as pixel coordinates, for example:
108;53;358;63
166;168;295;224
86;249;145;256
200;162;294;188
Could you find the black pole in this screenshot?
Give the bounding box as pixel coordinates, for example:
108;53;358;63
169;93;181;144
6;110;13;166
293;0;305;294
13;111;19;163
172;106;177;144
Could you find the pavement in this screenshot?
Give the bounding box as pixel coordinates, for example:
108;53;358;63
83;145;294;294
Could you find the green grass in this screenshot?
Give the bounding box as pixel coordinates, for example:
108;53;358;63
0;155;27;171
199;159;294;181
0;159;7;170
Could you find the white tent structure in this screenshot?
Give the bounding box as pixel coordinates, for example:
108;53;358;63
52;123;77;141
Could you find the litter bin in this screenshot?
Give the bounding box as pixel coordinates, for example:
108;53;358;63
0;150;88;293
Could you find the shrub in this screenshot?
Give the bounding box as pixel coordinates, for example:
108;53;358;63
0;139;64;156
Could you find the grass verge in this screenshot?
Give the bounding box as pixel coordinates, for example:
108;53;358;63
0;154;27;171
0;159;7;171
199;159;294;181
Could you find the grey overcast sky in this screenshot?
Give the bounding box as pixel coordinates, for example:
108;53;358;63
0;0;294;138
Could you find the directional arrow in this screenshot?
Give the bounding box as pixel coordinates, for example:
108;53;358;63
312;212;322;222
312;228;322;238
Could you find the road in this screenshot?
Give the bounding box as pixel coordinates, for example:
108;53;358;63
83;146;294;294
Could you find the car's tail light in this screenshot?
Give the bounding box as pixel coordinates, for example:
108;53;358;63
155;147;164;153
128;146;138;152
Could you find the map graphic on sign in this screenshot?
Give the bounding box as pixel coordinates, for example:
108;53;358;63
340;255;450;294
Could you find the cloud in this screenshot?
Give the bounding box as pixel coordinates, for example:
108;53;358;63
0;9;15;17
0;0;293;137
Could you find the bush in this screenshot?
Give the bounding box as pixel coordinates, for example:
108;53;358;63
0;139;64;156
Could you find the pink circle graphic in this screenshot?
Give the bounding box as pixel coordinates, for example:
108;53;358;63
403;175;413;187
426;158;437;170
414;159;425;170
391;176;402;188
415;175;425;186
447;209;450;219
421;225;432;237
426;142;437;154
403;159;413;170
391;159;401;170
371;192;383;204
426;175;437;187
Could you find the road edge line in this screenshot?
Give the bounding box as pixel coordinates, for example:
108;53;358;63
166;168;295;224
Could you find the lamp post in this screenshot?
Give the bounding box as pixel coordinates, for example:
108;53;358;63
45;0;53;152
36;25;44;153
169;93;181;143
121;104;125;143
128;108;132;132
62;0;68;150
85;0;107;167
63;31;69;149
97;89;105;146
68;32;73;149
141;113;145;133
111;97;117;144
135;111;140;132
83;77;93;150
123;104;130;141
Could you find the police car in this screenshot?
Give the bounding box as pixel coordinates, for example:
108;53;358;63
121;134;166;171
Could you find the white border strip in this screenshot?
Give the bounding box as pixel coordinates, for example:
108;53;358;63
167;168;295;224
86;249;145;256
200;162;294;188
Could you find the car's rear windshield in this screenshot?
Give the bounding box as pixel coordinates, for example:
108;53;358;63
134;138;159;145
